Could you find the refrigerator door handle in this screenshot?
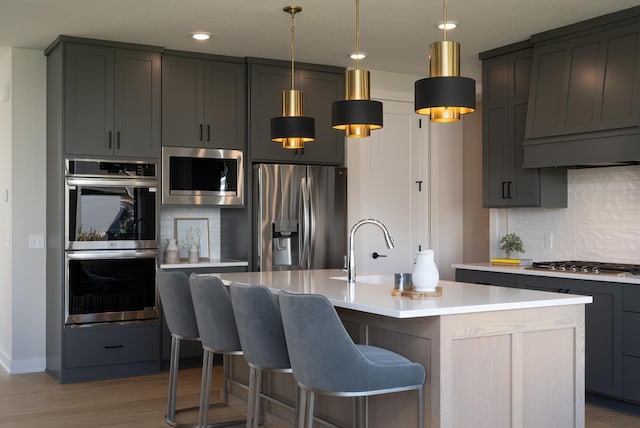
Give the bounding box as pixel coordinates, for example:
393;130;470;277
307;175;316;267
300;175;310;269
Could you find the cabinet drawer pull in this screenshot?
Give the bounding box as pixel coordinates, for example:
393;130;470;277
104;345;124;350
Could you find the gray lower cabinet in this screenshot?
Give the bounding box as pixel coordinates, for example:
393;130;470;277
479;42;567;208
455;269;631;401
162;53;246;150
60;41;161;159
61;321;160;383
248;59;345;165
623;286;640;401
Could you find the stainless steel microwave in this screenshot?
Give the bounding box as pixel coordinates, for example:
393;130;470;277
162;146;244;206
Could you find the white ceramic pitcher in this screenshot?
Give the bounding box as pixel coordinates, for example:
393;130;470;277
412;249;439;292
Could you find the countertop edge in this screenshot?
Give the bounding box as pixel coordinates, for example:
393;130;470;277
453;263;640;285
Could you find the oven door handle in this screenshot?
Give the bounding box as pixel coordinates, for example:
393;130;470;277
66;177;158;188
65;249;159;260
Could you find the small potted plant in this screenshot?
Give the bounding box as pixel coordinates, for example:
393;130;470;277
500;232;525;259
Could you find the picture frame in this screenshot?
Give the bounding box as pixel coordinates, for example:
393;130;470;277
174;217;210;260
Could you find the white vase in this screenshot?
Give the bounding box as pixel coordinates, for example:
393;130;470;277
188;245;200;264
412;249;439;292
164;239;179;264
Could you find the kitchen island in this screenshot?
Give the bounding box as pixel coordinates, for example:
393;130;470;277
211;269;592;428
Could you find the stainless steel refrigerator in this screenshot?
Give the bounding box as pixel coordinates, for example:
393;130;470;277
254;164;347;271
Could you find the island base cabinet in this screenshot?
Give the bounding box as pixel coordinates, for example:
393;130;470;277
227;305;585;428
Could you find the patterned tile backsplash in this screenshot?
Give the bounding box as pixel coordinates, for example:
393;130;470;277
160;206;220;262
495;165;640;264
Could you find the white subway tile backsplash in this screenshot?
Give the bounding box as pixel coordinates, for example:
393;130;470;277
496;165;640;264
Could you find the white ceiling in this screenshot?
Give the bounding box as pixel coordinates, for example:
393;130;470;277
2;0;640;87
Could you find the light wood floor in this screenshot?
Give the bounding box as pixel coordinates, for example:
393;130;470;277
1;366;639;427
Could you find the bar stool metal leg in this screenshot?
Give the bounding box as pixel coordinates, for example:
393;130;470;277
165;335;181;426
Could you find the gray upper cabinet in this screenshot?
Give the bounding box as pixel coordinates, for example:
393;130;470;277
523;7;640;167
248;59;345;165
480;43;567;208
162;54;246;150
64;43;161;159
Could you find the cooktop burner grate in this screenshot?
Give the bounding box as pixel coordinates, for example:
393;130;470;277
531;261;640;276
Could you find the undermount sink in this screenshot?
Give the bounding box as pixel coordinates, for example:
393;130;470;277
330;274;387;285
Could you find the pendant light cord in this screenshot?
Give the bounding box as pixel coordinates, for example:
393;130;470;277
442;0;447;41
355;0;360;69
290;9;296;91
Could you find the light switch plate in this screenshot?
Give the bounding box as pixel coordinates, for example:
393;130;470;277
29;234;44;249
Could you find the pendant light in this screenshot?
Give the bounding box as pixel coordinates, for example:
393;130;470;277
331;0;383;138
414;0;475;122
271;5;315;149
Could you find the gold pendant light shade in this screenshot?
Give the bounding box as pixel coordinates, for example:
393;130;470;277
332;69;383;138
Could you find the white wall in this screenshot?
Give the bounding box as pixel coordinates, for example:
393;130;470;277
0;48;47;373
0;47;13;370
491;165;640;263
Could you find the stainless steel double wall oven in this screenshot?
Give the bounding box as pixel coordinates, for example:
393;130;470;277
64;159;159;325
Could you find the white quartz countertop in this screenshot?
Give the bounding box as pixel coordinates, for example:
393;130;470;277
453;263;640;285
210;269;591;319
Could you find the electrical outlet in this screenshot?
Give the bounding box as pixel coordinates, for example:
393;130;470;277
544;233;554;249
29;234;44;249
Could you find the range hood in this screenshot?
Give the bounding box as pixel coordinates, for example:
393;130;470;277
523;130;640;169
522;6;640;169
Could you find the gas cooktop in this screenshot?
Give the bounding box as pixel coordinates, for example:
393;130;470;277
528;261;640;277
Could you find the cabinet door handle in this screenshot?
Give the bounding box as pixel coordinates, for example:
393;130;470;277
199;124;203;141
116;131;121;150
508;181;514;199
104;344;124;350
108;131;112;149
206;124;211;142
502;181;507;199
372;252;387;259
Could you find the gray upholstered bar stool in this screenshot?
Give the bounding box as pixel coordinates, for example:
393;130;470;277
157;270;200;427
189;274;245;428
279;290;426;428
229;282;295;428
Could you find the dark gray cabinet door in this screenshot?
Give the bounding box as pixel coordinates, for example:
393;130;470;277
64;43;160;159
203;60;246;150
526;21;640;139
298;69;345;165
114;49;161;158
481;46;567;208
162;55;245;150
161;56;204;148
64;44;114;157
249;62;345;165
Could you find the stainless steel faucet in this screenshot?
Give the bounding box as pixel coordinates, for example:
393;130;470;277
347;218;395;283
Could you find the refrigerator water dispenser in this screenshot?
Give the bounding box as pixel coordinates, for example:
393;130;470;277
272;219;299;267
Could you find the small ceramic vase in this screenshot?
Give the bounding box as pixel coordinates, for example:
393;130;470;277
412;249;439;292
188;245;200;264
164;239;179;264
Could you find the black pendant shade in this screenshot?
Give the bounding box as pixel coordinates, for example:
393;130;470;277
271;116;315;142
414;76;476;117
332;99;383;129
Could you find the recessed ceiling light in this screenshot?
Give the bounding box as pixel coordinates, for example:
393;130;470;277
349;52;367;60
191;31;212;41
437;21;458;30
